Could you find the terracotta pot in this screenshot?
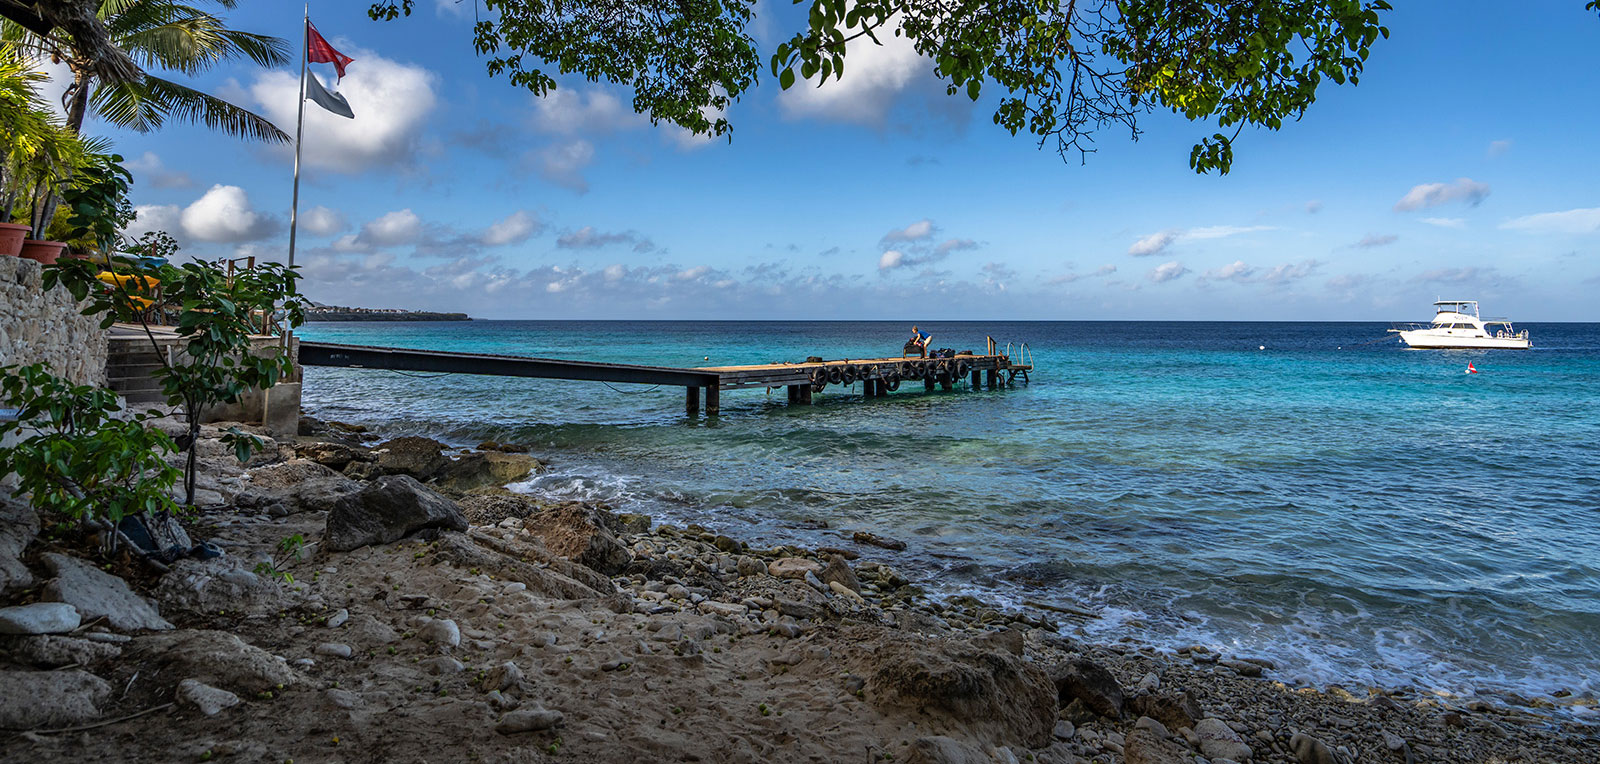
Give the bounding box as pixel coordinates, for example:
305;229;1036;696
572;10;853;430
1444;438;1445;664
18;240;68;265
0;222;29;256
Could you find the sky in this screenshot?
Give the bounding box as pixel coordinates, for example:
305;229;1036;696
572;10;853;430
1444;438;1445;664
55;1;1600;320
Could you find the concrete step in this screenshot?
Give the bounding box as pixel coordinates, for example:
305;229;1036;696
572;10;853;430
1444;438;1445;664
108;376;164;393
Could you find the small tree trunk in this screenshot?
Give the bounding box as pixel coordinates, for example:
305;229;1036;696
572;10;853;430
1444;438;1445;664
185;405;200;507
65;68;93;134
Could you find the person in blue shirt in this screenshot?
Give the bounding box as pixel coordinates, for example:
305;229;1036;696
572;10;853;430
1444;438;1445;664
908;325;932;358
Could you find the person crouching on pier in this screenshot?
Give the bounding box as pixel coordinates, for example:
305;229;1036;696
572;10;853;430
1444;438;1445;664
906;325;932;358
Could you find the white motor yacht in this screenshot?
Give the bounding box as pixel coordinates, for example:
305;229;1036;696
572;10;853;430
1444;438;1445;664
1390;300;1531;349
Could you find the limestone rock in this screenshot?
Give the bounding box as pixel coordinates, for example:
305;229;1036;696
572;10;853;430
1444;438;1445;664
155;557;284;617
736;555;767;577
40;553;172;631
820;555;861;593
1291;732;1343;764
1050;657;1125;719
496;706;564;734
457;492;544;526
0;602;81;635
374;436;451;480
128;629;298;694
6;634;120;667
315;642;353;659
325;475;468;551
0;669;111;728
522;503;631;575
902;736;991;764
768;557;823;580
432;451;540;492
0;495;39;594
418;618;461;647
852;530;908;551
176;678;242;716
1195;717;1253;761
293;442;372;471
1130;691;1202;732
862;631;1057;747
1125;728;1189;764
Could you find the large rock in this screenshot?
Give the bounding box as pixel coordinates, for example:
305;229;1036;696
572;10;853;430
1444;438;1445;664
0;669;112;728
1051;657;1125;719
373;436;451;480
902;736;992;764
861;631;1057;748
441;531;612;599
1124;728;1189;764
239;460;363;516
0;602;81;635
5;634;121;667
325;475;468;551
768;557;823;580
458;491;545;526
0;495;39;594
155;557;286;617
820;555;861;593
176;678;242;716
1195;717;1253;761
40;553;173;631
128;629;298;694
1130;691;1202;732
523;503;631;575
432;451;540;493
294;442;373;471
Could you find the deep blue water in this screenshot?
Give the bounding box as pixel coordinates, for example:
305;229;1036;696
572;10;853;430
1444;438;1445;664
297;320;1600;710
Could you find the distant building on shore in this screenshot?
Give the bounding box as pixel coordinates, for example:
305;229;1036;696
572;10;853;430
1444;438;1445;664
305;302;471;322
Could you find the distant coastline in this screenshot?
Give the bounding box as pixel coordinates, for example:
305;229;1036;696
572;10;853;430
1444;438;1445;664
305;304;471;322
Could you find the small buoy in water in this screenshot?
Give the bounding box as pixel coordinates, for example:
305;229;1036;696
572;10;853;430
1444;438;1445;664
1258;345;1265;351
1466;362;1478;374
704;356;710;361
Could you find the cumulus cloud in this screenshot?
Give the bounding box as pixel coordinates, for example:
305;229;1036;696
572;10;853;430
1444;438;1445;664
1206;260;1254;281
881;219;935;244
126;204;183;241
359;209;423;247
1500;207;1600;235
480;210;542;246
778;28;924;126
1420;217;1466;228
935;238;978;255
534;139;595;193
1256;260;1319;285
556;226;655;252
300;206;347;236
1393;178;1490;212
531;89;641;135
125;152;192;189
1127;225;1271;256
1355;233;1398;248
876;220;977;272
180;185;278;243
1199;258;1319;286
878;250;904;270
251;48;437;173
1148;261;1189;283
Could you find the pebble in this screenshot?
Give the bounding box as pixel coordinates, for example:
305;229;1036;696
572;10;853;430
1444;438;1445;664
0;603;81;635
314;642;353;659
418;618;461;647
83;632;131;644
503;582;526;594
1053;720;1076;740
736;556;767;577
177;678;242;716
697;600;747;618
767;557;823;580
495;706;564;734
1222;659;1263;677
422;656;465;674
851;530;907;551
1195;718;1253;761
1134;716;1170;739
1289;732;1337;764
325;609;350;628
829;581;865;603
326;688;361;710
803;570;827;592
1136;672;1161;692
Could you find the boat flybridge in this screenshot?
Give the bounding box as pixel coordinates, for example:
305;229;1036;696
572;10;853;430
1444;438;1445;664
1389;300;1531;349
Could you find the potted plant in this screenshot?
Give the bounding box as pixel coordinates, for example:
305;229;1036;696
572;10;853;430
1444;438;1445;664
0;46;92;265
54;152;133;262
0;48;54;257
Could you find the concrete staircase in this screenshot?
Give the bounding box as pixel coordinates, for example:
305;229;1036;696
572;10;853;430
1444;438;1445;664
106;334;177;406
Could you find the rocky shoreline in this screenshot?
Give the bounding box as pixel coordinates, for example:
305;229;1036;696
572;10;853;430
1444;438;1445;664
1;418;1595;763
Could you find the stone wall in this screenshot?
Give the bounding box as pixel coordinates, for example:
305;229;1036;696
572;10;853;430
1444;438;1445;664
0;256;107;387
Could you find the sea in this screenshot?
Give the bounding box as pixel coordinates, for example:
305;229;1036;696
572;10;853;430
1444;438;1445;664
296;320;1600;712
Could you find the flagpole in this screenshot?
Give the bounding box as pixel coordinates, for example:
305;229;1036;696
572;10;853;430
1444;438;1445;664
287;4;308;273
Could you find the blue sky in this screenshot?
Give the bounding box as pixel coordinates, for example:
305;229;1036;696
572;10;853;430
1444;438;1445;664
69;1;1600;320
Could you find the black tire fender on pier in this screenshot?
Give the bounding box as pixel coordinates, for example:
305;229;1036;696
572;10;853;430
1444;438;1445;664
826;366;844;385
884;378;901;392
840;365;858;385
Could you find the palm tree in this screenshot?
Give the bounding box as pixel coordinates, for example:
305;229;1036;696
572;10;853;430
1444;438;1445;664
4;0;291;143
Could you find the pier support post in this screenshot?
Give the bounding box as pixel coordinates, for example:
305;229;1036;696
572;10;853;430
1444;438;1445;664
924;378;935;392
787;385;799;403
971;369;982;389
941;377;953;392
986;369;998;389
705;385;719;415
685;386;699;416
800;385;813;404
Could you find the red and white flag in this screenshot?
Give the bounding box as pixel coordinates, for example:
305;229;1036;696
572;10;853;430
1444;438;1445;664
1466;362;1478;374
307;21;353;80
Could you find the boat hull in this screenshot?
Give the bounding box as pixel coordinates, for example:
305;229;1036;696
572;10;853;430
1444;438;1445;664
1397;331;1530;349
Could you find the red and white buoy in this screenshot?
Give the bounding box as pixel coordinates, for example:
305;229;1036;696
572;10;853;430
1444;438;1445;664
1466;362;1479;374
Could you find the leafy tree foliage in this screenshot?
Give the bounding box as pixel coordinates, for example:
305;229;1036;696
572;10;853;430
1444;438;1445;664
370;0;1400;173
48;254;307;505
0;363;181;529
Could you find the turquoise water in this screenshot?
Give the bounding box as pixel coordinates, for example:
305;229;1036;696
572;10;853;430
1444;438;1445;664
298;320;1600;709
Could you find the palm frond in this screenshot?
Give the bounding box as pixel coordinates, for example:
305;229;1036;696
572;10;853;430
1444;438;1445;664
92;73;289;144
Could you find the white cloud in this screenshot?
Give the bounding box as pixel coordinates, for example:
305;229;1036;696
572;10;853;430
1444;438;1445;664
1500;208;1600;235
1420;217;1466;229
126;204;182;241
1128;231;1177;257
535;139;595;193
778;27;923;126
480;210;541;246
1354;233;1398;248
1203;258;1319;285
300;205;347;236
882;219;934;243
531;89;641;135
1257;259;1319;285
1393;178;1490;212
1185;225;1273;240
1148;261;1189;283
935;238;978;255
1206;260;1254;281
125;152;192;189
180;184;277;243
359;209;423;246
251;48;437;173
878;250;905;270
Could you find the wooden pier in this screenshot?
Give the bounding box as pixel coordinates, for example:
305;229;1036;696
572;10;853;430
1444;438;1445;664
300;341;1032;416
